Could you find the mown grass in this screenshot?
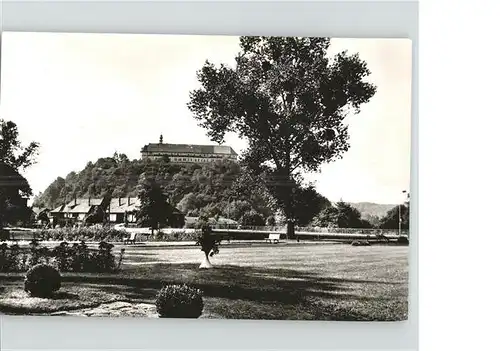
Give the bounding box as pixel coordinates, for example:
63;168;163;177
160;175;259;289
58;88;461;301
0;284;121;314
0;243;408;320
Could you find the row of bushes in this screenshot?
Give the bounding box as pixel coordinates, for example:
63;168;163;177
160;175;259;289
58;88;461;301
0;240;124;273
295;227;410;235
152;230;199;241
34;227;127;242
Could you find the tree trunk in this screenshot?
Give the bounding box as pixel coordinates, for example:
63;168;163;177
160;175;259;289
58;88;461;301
199;252;213;269
286;220;296;240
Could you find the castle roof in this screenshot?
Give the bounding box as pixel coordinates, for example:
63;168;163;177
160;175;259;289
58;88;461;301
141;143;238;156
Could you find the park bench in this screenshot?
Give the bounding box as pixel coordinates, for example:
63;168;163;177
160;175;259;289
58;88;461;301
265;233;280;244
123;232;137;245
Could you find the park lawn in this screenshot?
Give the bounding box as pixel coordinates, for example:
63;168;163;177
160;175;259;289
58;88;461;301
0;283;122;314
0;243;409;320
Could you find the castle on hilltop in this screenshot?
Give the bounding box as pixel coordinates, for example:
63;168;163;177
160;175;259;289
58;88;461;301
141;135;238;164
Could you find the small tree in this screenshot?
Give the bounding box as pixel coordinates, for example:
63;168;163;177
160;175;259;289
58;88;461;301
195;218;221;269
240;210;266;226
136;174;173;235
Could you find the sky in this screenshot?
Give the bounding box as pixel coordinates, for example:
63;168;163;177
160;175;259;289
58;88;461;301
0;32;412;205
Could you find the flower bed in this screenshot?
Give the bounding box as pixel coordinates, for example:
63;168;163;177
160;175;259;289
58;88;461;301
0;240;124;273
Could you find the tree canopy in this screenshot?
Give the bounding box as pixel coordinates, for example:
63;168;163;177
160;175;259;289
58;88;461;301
136;175;174;232
379;203;410;230
1;119;39;172
311;200;373;228
188;36;376;236
1;119;39;228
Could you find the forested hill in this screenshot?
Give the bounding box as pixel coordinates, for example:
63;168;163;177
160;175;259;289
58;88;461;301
33;153;280;224
349;202;397;219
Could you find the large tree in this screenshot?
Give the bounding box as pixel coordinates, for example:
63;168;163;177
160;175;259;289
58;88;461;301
188;36;376;238
1;120;39;228
1;119;39;171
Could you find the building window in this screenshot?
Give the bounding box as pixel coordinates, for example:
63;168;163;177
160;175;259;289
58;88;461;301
110;214;117;222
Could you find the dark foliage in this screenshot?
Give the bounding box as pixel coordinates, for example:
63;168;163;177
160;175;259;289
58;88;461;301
155;284;204;318
396;236;409;245
136;175;174;232
24;263;61;298
0;163;33;228
379;203;410;230
0;240;122;273
195;223;221;257
93;241;117;273
311;200;373;228
1;120;39;228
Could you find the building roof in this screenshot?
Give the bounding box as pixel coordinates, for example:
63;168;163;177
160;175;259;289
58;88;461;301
32;207;50;215
109;197;140;213
49;197;184;216
50;204;66;213
50;198;104;214
141;143;238;156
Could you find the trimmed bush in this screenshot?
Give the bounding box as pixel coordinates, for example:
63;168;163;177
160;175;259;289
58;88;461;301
0;229;10;241
24;264;62;298
155;284;204;318
397;236;409;245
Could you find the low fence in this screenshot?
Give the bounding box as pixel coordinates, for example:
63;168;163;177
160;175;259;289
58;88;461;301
212;228;409;241
231;226;409;236
2;226;409;243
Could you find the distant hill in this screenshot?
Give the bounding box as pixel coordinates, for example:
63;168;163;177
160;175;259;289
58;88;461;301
349;202;396;219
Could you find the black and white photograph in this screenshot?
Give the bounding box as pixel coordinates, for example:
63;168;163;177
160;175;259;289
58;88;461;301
0;32;412;321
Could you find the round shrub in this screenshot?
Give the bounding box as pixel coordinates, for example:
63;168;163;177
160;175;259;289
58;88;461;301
0;229;10;241
24;263;61;298
397;236;409;245
155;284;203;318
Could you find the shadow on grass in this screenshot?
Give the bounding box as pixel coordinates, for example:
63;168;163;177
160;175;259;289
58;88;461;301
51;291;80;300
27;264;396;304
0;263;407;320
